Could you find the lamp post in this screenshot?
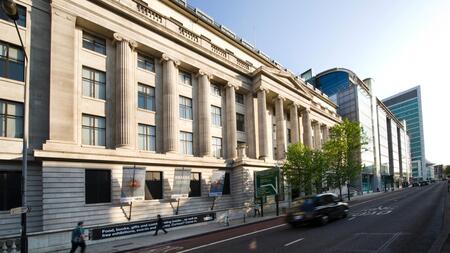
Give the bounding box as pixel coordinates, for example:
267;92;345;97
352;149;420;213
1;1;29;252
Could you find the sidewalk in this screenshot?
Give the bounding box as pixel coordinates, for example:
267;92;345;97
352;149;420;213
85;213;280;253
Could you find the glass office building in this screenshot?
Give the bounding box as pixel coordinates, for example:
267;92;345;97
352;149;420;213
383;86;425;180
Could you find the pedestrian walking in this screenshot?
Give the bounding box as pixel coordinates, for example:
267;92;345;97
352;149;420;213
69;221;86;253
153;214;168;236
254;202;261;217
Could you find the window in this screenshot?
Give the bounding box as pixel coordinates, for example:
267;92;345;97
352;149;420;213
179;96;193;120
82;32;106;55
0;41;24;81
236;113;245;132
85;169;111;204
82;67;106;100
145;171;163;200
179;70;192;86
82;114;106;146
212;137;222;158
211;106;222;127
0;4;26;27
287;129;291;143
211;84;221;96
189;172;201;197
138;124;156;151
0;171;21;211
180;131;193;155
137;54;155;72
235;93;244;104
222;172;230;195
0;100;23;138
138;84;155;111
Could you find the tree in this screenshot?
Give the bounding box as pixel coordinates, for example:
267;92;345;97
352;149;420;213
445;165;450;177
323;119;366;200
283;143;314;196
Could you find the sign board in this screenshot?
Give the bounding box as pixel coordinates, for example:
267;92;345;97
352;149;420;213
10;206;29;215
171;168;191;199
90;212;215;240
255;167;279;198
120;167;146;203
209;170;226;197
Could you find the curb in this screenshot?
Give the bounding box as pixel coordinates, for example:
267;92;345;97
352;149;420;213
428;183;449;253
113;215;284;253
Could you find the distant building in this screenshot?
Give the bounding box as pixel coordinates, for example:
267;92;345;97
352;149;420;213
433;164;444;180
383;86;426;181
306;68;411;193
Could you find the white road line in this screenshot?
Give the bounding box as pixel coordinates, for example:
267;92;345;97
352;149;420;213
348;217;356;221
351;191;406;207
177;224;287;253
284;237;304;247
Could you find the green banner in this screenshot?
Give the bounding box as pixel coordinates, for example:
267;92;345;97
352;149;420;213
255;167;279;198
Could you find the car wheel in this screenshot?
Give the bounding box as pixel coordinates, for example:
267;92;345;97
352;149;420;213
342;208;348;218
320;215;329;225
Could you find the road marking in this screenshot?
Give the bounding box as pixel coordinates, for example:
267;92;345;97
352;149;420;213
177;223;287;253
376;232;402;252
351;192;403;207
284;237;304;247
348;217;356;221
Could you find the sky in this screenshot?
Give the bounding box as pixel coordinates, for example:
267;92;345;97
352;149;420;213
188;0;450;165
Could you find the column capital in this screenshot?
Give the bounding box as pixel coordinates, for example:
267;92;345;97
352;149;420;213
289;102;300;108
257;86;269;93
196;69;213;80
160;53;181;66
113;33;137;49
226;81;239;90
273;94;286;104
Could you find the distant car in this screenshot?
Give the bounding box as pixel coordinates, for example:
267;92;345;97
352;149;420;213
430;179;436;183
286;193;349;227
412;182;420;187
419;181;429;186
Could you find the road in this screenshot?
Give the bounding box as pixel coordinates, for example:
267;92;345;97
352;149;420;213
130;181;447;253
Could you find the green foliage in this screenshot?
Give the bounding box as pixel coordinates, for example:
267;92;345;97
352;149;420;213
445;165;450;176
323;119;366;197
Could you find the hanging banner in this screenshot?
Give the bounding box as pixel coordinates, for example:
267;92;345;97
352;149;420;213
209;170;226;197
120;167;146;203
171;168;191;199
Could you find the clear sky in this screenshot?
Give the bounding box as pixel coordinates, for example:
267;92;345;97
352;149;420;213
188;0;450;165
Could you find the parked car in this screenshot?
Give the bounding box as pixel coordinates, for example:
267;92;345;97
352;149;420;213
412;182;420;187
286;193;349;227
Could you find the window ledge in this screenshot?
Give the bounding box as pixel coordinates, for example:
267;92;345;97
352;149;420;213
0;137;23;142
137;67;156;75
178;83;193;89
180;118;193;122
137;108;156;114
0;19;26;30
138;150;157;154
84;202;113;207
82;96;106;103
81;48;107;58
0;76;25;85
81;144;106;149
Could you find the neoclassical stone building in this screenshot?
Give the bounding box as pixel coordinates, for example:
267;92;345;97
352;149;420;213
0;0;340;251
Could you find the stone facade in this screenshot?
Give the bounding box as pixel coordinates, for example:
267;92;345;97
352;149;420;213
0;0;340;251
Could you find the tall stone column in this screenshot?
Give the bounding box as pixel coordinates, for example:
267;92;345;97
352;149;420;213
225;83;237;159
302;108;313;148
198;70;211;157
290;103;300;143
313;122;322;149
321;125;329;143
114;33;137;149
257;88;269;160
161;54;180;153
275;95;286;160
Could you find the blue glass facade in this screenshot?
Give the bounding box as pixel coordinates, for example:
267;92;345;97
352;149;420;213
315;71;349;104
383;87;425;180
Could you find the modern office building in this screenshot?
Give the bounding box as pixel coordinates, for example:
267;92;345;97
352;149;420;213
0;0;341;251
304;68;411;193
383;86;426;181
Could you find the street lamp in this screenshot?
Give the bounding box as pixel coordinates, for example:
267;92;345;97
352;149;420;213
1;1;29;252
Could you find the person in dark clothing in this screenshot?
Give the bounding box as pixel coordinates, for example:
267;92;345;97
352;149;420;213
70;221;86;253
153;214;168;236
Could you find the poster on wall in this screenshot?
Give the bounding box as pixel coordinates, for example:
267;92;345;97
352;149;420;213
209;170;226;197
171;168;191;199
120;167;146;203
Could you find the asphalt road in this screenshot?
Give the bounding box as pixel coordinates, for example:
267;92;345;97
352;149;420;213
131;181;447;253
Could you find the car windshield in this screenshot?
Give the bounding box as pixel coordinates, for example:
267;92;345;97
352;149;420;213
292;197;317;211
